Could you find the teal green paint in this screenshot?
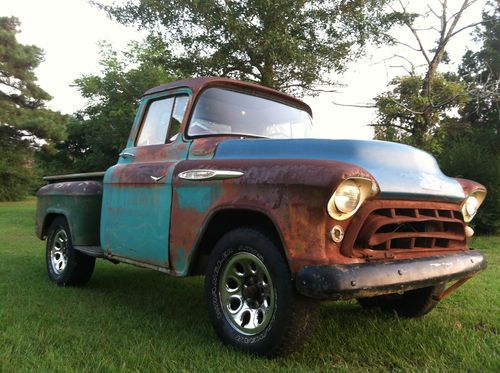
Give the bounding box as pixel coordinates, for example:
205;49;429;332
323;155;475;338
187;153;214;160
37;195;102;246
101;182;172;264
102;87;193;267
172;247;187;272
176;184;223;213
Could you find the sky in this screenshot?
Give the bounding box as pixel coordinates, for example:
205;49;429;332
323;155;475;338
2;0;487;140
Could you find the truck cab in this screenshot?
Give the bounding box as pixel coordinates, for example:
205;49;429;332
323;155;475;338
36;77;487;356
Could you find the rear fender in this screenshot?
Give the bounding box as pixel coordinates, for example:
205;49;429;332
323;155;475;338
36;181;103;246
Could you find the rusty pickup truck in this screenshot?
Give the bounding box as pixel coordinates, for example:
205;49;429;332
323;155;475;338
36;77;487;356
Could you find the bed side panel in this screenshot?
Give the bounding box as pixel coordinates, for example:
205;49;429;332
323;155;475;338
36;181;103;246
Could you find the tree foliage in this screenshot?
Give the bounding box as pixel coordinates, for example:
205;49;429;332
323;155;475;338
0;17;67;200
373;73;468;153
439;3;500;233
458;1;499;143
96;0;402;95
372;0;485;148
41;41;180;173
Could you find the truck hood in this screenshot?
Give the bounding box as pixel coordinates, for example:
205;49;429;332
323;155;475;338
214;138;465;202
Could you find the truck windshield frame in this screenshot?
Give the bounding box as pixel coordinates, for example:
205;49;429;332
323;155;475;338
186;87;314;139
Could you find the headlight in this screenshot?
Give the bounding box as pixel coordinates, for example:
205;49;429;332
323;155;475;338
462;189;486;222
334;180;360;213
465;196;479;217
327;178;378;220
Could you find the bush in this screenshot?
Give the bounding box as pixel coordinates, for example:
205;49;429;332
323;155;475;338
439;136;500;234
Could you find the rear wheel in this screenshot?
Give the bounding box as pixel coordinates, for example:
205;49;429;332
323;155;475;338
357;284;445;318
205;227;319;356
46;217;95;286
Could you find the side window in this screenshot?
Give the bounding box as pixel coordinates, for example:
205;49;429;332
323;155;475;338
136;97;174;146
167;95;189;142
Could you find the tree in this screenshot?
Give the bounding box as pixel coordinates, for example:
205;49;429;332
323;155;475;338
42;41;180;172
373;73;468;153
439;3;500;233
0;17;67;200
371;1;499;232
373;0;488;148
95;0;402;95
458;1;499;144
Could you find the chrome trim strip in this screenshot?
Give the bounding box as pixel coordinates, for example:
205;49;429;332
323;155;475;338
119;152;135;159
43;171;106;181
178;169;244;181
150;174;168;183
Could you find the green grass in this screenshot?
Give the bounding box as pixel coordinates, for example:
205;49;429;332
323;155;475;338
0;199;499;372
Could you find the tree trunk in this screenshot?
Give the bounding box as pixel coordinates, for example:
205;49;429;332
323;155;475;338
260;62;275;88
418;48;446;146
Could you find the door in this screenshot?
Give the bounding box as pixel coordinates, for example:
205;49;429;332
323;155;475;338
101;94;189;267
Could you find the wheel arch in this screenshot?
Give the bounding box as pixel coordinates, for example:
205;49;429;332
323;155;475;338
187;208;288;275
41;211;71;240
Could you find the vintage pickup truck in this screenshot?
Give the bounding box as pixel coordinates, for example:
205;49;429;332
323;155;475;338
36;77;487;356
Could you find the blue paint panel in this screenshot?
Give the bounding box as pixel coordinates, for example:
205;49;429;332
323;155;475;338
176;184;222;213
101;183;171;263
101;88;193;266
214;139;465;202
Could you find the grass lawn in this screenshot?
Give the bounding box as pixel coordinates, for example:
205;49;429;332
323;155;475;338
1;199;499;372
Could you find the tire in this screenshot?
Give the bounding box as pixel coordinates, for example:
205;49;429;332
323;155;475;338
357;284;445;318
205;227;319;356
46;216;95;286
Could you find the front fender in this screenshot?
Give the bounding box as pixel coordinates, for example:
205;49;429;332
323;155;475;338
169;158;374;275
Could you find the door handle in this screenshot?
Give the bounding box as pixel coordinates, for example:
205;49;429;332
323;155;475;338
150;174;167;183
119;152;135;159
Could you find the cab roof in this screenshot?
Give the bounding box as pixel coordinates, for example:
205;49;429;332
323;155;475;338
143;77;313;117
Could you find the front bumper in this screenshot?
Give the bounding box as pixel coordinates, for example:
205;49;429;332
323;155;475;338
296;250;486;300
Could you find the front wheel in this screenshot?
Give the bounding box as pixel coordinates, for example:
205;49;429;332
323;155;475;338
205;227;319;356
46;217;95;286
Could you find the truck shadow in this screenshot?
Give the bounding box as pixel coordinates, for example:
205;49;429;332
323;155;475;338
84;263;213;340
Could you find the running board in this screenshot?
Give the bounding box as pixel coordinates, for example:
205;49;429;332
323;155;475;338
74;245;105;257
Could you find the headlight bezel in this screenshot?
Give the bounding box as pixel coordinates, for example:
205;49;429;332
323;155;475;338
461;189;486;223
327;177;378;220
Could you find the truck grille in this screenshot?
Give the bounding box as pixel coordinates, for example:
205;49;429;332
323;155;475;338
341;201;467;258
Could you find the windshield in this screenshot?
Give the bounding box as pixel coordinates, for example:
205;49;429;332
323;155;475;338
187;88;314;139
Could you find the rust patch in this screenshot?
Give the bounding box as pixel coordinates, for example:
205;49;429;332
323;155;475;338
341;200;468;261
188;137;234;159
169;158;375;274
37;181;102;196
455;178;486;196
134;141;188;161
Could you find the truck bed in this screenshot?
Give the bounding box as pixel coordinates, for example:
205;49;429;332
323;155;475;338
36;172;105;248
